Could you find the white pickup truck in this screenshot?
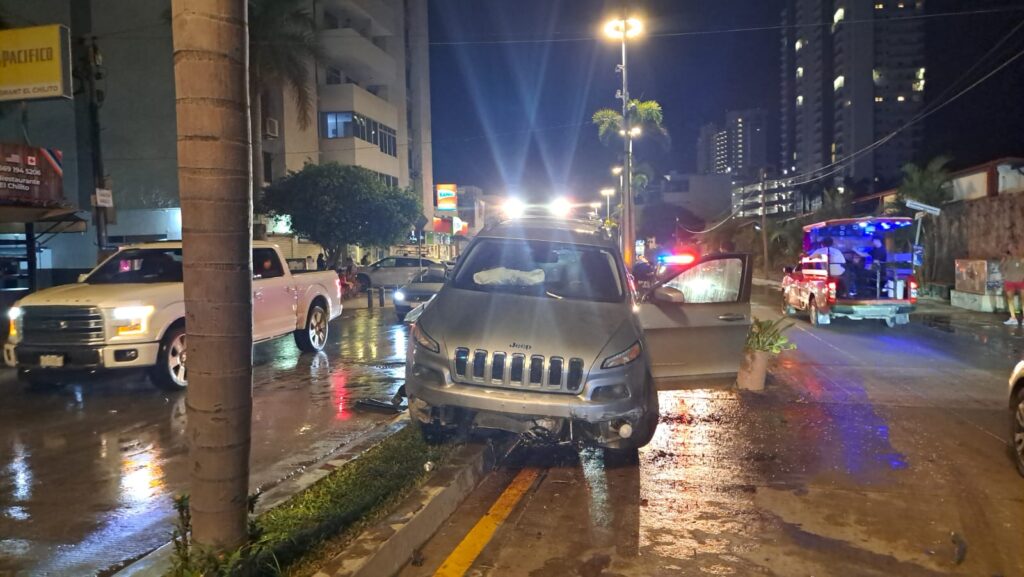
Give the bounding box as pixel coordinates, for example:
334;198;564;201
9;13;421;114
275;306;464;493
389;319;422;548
5;241;342;390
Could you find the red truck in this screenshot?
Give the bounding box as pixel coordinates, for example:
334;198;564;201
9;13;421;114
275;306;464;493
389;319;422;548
781;217;918;327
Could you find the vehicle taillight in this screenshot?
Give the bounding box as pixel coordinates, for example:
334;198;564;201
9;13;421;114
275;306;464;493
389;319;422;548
335;277;342;299
827;281;837;304
909;279;918;304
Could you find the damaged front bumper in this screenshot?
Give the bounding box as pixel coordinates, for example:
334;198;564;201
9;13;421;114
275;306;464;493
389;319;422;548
405;357;649;447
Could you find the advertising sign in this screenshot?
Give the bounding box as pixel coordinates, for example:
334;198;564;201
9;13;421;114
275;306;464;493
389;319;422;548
0;25;73;102
0;143;64;205
436;184;457;211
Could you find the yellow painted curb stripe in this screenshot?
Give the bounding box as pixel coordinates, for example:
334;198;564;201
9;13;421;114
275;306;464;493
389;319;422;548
433;467;541;577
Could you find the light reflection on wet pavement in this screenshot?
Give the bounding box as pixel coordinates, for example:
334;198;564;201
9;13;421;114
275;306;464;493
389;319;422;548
401;296;1024;577
0;307;407;576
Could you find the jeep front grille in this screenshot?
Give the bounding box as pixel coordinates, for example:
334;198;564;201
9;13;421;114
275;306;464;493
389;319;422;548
452;347;584;394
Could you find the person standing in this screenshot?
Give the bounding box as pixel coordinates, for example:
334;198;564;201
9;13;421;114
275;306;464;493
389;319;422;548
316;253;327;271
1001;245;1024;325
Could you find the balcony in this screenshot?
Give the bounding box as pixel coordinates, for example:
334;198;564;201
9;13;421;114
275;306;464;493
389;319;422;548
319;27;396;85
318;83;398;127
321;0;395;35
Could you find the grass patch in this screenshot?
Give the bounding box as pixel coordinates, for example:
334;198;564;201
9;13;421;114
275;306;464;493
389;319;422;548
169;424;454;576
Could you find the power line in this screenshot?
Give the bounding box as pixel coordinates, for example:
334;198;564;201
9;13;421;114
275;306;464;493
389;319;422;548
428;7;1024;46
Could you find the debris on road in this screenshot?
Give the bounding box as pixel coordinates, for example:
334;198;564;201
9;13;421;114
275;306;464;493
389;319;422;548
356;398;407;413
951;531;968;565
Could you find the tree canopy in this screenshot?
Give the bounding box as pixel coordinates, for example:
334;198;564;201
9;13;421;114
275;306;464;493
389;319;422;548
897;155;952;208
262;163;421;265
592;99;669;145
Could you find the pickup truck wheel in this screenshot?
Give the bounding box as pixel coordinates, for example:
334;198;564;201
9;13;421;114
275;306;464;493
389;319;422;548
781;291;796;316
150;325;187;390
295;303;329;353
809;299;830;326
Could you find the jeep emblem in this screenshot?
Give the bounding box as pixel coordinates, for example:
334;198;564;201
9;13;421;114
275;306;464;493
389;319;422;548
509;342;531;351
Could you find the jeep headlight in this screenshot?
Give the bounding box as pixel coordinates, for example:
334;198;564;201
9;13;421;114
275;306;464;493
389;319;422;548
601;341;642;369
412;323;440;353
394;290;406;302
112;305;155;336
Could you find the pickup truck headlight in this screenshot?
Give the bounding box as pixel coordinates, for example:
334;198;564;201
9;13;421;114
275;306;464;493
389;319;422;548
8;306;22;338
112;306;155;336
394;290;406;302
412;324;440;353
601;341;642;369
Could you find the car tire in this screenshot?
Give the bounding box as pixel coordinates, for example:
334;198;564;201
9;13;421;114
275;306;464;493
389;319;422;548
150;324;188;390
413;418;450;445
883;317;896;328
781;291;796;316
809;299;830;326
295;302;329;353
1012;385;1024;477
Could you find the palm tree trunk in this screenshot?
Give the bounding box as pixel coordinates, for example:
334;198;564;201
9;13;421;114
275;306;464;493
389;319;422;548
171;0;254;550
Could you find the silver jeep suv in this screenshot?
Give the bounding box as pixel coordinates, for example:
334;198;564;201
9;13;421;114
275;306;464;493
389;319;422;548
405;216;752;449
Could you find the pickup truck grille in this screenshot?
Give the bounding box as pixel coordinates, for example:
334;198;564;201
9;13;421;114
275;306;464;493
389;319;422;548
22;306;105;346
452;347;585;394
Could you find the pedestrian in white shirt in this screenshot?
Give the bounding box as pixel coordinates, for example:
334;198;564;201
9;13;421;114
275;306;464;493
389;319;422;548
810;237;846;277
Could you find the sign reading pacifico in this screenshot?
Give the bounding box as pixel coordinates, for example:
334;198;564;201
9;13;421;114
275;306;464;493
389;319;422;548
0;25;72;102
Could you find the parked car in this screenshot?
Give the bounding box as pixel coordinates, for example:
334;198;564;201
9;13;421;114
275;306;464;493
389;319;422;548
394;269;446;321
5;242;342;390
356;256;444;289
404;216;751;450
1009;360;1024;476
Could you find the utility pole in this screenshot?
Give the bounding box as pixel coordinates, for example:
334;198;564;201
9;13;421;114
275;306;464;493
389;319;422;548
80;36;108;254
760;169;769;274
619;11;635;268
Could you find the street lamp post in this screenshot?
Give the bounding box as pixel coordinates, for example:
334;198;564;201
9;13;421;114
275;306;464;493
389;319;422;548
600;187;616;222
604;16;642;268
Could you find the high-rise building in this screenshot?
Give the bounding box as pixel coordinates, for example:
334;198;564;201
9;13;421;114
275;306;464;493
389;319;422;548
263;0;434;215
695;110;768;181
780;0;925;187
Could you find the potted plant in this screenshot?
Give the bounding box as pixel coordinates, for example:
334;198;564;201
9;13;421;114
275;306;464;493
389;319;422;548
738;317;797;391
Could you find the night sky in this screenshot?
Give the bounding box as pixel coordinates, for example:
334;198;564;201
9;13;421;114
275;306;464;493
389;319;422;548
427;0;1024;202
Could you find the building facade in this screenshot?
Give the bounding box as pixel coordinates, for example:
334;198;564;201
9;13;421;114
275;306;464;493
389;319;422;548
780;0;925;187
695;110;768;182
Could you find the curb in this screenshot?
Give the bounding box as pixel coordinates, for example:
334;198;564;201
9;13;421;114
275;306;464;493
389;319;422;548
112;414;409;577
314;437;511;577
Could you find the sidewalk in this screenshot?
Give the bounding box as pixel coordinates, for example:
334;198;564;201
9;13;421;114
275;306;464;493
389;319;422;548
755;278;1024;360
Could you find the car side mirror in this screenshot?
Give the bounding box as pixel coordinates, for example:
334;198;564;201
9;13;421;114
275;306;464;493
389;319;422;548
653;286;685;304
782;266;794;274
78;273;89;283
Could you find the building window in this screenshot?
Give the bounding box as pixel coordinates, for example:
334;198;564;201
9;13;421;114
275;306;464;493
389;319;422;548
833;7;845;26
874;2;884;8
897;95;906;102
326;67;343;85
796;95;804;107
913;67;925;92
875;96;884;103
796;66;804;79
872;68;883;86
833;75;845;91
322;112;353;139
795;39;804;51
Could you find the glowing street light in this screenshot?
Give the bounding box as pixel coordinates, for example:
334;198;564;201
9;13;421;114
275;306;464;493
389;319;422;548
603;17;643;40
611;166;623;176
629;126;642;137
600;187;615;221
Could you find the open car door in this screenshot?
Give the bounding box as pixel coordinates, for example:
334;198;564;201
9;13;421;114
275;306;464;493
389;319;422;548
638;253;752;388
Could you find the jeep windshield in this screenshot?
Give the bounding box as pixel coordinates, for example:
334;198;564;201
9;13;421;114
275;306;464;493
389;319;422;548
453;239;623;302
86;248;184;284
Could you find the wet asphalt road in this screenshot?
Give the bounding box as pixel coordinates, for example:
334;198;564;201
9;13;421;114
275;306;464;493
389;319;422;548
0;306;408;576
401;290;1024;577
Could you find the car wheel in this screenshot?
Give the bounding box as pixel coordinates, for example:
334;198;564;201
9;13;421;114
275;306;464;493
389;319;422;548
809;298;830;326
883;317;896;328
781;291;796;316
295;302;329;353
1013;386;1024;477
150;324;187;390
